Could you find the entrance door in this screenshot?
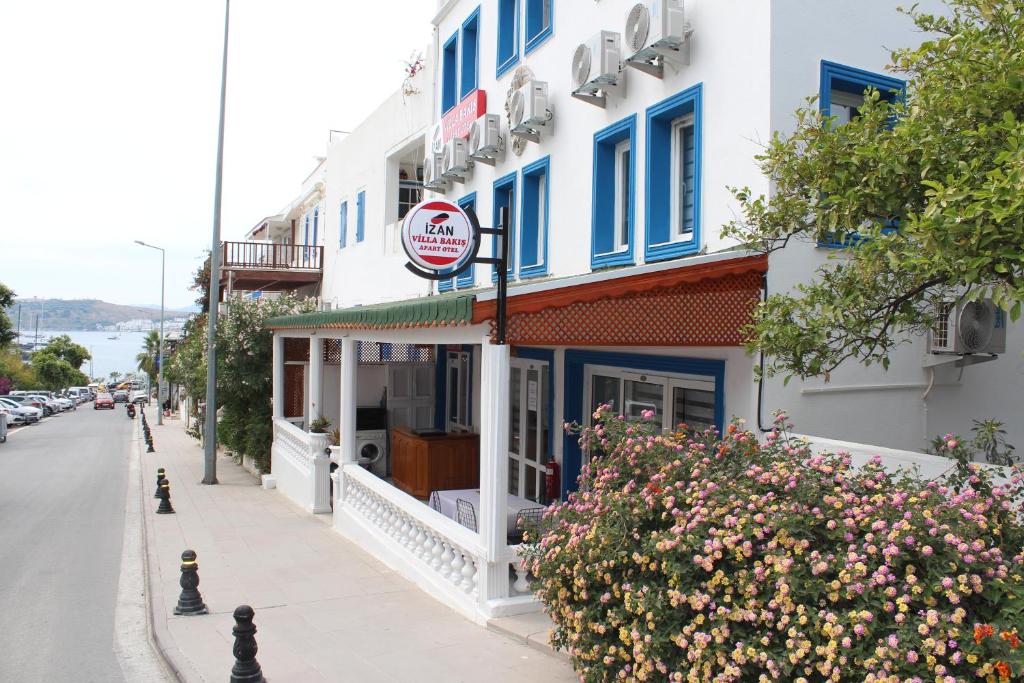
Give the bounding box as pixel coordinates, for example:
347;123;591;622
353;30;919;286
585;364;717;433
509;358;550;503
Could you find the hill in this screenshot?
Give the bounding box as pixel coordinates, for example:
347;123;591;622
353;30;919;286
6;299;193;331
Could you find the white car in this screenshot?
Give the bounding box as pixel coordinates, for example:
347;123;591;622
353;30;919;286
0;404;25;426
0;398;41;424
25;394;62;415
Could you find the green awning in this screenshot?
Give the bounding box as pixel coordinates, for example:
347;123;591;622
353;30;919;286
265;291;476;330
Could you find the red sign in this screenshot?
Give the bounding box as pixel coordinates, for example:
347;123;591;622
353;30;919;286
401;200;477;271
441;90;486;143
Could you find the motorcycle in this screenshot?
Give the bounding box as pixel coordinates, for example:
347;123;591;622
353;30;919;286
126;403;136;419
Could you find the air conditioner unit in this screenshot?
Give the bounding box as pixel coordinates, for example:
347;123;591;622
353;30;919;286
422;151;448;193
624;0;693;78
468;113;505;166
930;300;1006;354
441;137;472;182
571;31;625;108
509;80;552;143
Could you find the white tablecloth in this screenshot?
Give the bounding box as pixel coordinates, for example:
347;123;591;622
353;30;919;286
433;488;542;534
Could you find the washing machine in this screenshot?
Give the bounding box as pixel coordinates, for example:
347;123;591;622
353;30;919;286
355;408;388;478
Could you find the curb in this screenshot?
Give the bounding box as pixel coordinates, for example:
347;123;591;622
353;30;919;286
486;620;571;663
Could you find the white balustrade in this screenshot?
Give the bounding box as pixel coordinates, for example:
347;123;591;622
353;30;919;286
272;418;336;514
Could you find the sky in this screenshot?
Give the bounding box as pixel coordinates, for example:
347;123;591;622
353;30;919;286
0;0;437;310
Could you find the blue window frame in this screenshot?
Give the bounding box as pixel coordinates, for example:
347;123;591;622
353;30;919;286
355;191;366;243
442;31;459;113
561;350;725;500
591;114;636;269
338;201;348;248
492;171;517;282
519;156;549;278
819;62;905;247
496;0;519;78
645;83;702;262
524;0;552;54
460;8;480;99
438;193;479;292
311;207;319;245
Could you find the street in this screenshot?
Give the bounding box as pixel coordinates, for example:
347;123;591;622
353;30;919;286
0;407;130;682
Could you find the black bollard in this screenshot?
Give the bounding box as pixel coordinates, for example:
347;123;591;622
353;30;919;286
147;441;155;453
154;468;165;498
156;478;175;514
230;605;265;683
173;550;209;615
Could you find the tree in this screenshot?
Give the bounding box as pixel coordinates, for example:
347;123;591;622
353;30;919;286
0;348;36;389
42;334;90;371
191;253;211;314
109;371;121;384
136;330;160;384
723;0;1024;380
0;283;17;348
30;350;87;390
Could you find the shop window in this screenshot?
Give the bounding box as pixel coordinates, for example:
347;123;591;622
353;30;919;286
592;115;636;269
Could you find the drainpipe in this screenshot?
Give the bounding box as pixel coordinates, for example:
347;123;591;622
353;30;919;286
756;272;770;432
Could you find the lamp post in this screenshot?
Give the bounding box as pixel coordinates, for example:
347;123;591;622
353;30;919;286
135;240;165;426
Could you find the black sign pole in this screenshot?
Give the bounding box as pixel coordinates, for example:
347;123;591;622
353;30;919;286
496;206;509;345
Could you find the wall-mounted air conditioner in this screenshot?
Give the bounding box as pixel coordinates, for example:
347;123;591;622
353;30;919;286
422;151;448;193
624;0;693;78
441;137;472;182
571;31;625;108
509;80;553;143
930;300;1006;355
468;113;505;166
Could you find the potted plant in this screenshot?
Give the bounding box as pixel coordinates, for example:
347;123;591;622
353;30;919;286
309;416;332;434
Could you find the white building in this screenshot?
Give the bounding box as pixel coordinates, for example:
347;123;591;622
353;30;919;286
256;0;1021;623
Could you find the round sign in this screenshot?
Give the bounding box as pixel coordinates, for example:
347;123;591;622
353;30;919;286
401;200;477;272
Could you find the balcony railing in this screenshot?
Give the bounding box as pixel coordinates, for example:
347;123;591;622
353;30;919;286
221;241;323;272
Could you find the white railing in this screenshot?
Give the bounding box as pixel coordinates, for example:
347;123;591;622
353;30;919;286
335;463;488;619
271;418;334;513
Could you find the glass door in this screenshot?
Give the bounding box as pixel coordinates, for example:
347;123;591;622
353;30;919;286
509;358;549;503
446;351;471;432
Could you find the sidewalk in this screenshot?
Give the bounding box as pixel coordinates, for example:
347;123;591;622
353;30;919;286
137;408;576;683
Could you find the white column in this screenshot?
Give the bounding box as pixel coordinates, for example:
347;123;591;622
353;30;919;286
477;337;510;604
272;334;284;419
339;337;358;465
308;336;324;427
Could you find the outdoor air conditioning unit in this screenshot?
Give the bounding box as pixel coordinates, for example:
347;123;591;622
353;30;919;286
422;151;448;193
468;113;505;166
441;137;472;182
930;300;1006;355
571;31;626;108
509;80;552;143
624;0;693;78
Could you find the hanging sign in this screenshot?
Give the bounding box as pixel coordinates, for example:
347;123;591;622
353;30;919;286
401;199;479;275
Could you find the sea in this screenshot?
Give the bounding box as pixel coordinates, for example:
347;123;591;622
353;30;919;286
16;330;156;380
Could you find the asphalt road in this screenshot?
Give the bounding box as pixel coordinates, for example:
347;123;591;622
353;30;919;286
0;405;130;682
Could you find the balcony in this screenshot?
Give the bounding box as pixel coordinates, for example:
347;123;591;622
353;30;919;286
219;241;323;295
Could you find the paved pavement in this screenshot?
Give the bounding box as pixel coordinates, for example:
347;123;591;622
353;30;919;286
0;406;129;682
140;407;576;682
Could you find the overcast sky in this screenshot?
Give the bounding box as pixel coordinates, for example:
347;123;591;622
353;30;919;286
0;0;436;310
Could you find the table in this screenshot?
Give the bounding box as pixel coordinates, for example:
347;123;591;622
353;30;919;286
433;488;543;534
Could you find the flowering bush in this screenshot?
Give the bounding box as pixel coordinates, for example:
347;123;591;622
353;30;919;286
530;408;1024;682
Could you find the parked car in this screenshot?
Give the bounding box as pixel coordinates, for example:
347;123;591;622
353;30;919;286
53;396;74;411
4;395;50;416
0;398;41;424
0;404;25;426
25;394;61;416
130;391;149;405
113;390;129;404
94;393;115;410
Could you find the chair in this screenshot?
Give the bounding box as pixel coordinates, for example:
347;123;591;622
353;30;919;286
455;498;477;532
429;490;441;512
509;507;547;545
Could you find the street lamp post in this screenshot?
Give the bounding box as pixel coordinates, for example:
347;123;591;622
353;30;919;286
135;240;165;426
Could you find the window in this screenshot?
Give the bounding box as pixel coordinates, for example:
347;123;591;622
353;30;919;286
524;0;552;54
397;167;422;221
509;357;550;503
446;350;472;432
456;193;477;288
492;172;517;282
819;60;905;125
460;8;480;98
592;114;636;269
645;84;701;262
442;31;459;113
355;191;366;243
302;213;309;245
311;207;319;245
519;156;549;278
338;201;348;248
496;0;519;78
585;366;716;433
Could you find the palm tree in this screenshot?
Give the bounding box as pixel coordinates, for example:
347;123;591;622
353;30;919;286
136;330;160;383
109;371;121;384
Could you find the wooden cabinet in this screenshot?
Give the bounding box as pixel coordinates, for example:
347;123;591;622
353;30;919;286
391;428;479;500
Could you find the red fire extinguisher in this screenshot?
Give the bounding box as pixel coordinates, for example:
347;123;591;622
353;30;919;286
545;460;560;502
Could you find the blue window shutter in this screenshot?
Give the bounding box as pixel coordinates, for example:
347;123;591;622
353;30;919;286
356;191;365;242
455;193;477;288
339;201;347;248
496;0;519;78
442;32;459;112
519;156;549;278
312;207;319;245
460;9;480;99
